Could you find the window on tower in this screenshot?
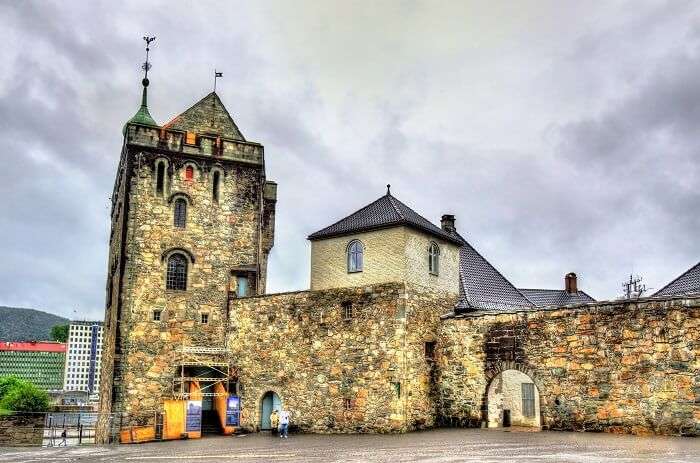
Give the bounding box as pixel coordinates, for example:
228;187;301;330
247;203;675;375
156;161;165;196
166;254;188;291
173;198;187;228
212;170;220;203
185;165;194;181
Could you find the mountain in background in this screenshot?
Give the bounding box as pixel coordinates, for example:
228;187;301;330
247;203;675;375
0;306;69;341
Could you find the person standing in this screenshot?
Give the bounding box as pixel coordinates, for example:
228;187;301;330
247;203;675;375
270;409;280;436
278;409;290;438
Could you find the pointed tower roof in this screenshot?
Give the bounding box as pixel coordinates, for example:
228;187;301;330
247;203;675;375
308;186;464;245
125;84;159;130
124;36;159;134
164;92;245;141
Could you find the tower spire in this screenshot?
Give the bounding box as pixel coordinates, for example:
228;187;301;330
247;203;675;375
124;36;159;133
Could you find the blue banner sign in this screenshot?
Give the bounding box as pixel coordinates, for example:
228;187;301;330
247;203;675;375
226;396;240;426
186;400;202;432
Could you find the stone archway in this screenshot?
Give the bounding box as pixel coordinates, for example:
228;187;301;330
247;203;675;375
481;361;544;428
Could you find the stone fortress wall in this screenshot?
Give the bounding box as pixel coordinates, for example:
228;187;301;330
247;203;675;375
228;282;458;433
437;296;700;436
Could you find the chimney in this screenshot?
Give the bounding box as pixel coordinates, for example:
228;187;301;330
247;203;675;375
441;214;456;233
565;272;578;294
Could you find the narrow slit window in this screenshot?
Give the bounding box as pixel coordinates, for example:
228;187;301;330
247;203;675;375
185;166;194;181
173;198;187;228
212;171;220;203
156;162;165;196
424;341;436;361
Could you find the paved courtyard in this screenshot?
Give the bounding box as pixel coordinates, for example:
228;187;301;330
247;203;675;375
1;429;699;463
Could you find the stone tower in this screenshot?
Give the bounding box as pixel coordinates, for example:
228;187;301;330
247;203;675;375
96;67;276;440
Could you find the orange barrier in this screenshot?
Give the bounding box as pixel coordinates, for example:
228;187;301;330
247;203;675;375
213;382;236;435
120;425;156;443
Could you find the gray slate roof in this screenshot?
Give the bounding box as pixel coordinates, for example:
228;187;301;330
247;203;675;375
653;262;700;297
307;192;464;245
456;234;534;311
518;288;595;307
309;190;596;313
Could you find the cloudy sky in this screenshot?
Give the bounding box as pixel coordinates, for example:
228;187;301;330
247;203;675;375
0;1;698;320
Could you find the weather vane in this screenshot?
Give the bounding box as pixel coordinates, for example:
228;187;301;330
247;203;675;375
214;69;223;92
142;36;156;85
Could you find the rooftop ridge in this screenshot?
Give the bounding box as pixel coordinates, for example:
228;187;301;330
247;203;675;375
653;261;700;296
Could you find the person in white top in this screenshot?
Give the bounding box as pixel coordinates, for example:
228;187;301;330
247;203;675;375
278;410;290;438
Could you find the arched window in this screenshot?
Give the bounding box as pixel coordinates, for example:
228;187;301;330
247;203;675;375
185;165;194;181
156;161;165;196
166;254;188;290
212;170;220;203
347;240;364;273
173;198;187;228
429;242;440;275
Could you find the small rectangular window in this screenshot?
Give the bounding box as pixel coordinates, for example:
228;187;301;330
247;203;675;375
153;310;162;322
392;382;401;398
185;131;197;145
424;341;436;361
343;398;353;410
236;276;249;297
201;313;209;324
342;302;353;321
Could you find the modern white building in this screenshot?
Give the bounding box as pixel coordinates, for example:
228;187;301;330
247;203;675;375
63;321;103;403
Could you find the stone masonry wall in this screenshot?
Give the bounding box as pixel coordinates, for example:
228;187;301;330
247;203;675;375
437;296;700;436
0;415;44;446
228;283;456;433
98;141;273;433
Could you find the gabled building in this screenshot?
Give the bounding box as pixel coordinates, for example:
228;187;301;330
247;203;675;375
518;273;595;308
653;261;700;297
308;186;464;295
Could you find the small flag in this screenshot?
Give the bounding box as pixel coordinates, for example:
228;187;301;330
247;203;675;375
215;72;223;77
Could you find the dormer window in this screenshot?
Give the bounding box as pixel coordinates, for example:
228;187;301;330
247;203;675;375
428;242;440;275
347;240;363;273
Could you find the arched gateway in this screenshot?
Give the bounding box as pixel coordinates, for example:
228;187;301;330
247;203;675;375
259;391;281;430
482;361;543;428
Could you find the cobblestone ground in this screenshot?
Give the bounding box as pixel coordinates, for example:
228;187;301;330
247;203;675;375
1;429;699;463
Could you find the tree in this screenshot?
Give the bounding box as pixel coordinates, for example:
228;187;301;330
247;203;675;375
50;324;69;343
0;376;23;401
0;378;49;413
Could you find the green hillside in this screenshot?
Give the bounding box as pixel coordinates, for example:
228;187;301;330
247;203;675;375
0;307;69;341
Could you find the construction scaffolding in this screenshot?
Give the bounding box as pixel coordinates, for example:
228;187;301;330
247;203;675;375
172;346;235;400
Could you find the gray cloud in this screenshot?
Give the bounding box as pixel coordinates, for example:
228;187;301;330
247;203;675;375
0;0;698;319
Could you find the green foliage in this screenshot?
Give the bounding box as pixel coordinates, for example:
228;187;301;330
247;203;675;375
0;375;24;401
0;377;49;413
50;324;69;343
